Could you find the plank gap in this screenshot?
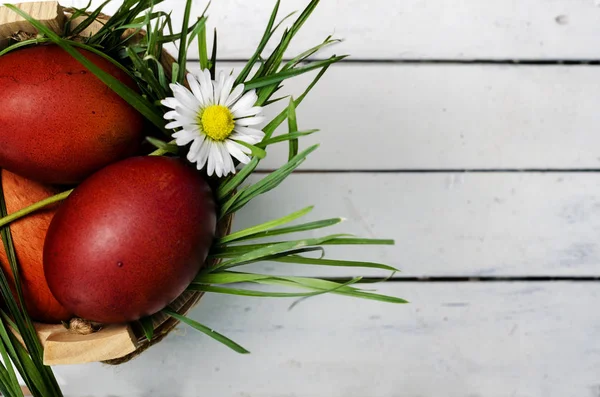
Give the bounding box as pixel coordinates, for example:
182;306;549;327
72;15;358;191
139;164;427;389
253;168;600;174
191;58;600;66
323;276;600;283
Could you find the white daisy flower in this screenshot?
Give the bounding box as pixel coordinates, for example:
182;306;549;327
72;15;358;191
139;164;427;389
161;70;265;177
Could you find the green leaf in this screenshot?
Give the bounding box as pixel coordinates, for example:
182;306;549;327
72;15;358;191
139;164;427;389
0;37;52;57
261;65;331;136
282;36;341;71
198;19;209;70
176;0;194;83
257;277;408;304
188;284;323;298
218;206;313;244
212;234;349;270
146;137;178;154
286;97;299;160
272;256;398;272
219;217;342;245
220;145;319;218
232;140;267;159
69;0;112;36
163;309;249;354
257;130;318;148
216;157;260;201
194;272;273;284
138;317;154;342
320;238;396;246
245;55;347;91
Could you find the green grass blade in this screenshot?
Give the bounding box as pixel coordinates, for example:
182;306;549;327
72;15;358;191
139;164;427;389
257;130;318;148
0;38;52;57
258;277;408;304
220;145;319;218
69;0;111;36
194;272;273;284
245;55;347;91
320;238;396;246
235;0;280;85
163;309;249;354
216;157;260;201
218;206;313;244
286;97;299;160
146;137;178;154
212;234;348;270
272;256;398;272
176;0;193;83
221;218;342;244
138;317;154;342
210;246;325;260
188;284;322;298
261;65;330;135
232;140;266;159
282;36;341;71
198;20;209;70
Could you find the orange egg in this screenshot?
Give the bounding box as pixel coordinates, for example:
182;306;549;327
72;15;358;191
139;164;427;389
0;170;72;323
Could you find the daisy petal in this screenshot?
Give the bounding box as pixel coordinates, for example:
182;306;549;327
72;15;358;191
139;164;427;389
233;106;263;119
233;126;265;144
195;138;210;170
231;90;258;114
213;143;227;177
221;143;235;175
206;141;216;176
219;75;235;105
225;84;245;107
213;71;226;103
173;130;197;146
191;136;206;157
235;116;265;126
225;140;251;164
199;69;214;105
229;132;256;144
170;84;201;111
161;97;179;109
187;73;206;106
165;121;183;130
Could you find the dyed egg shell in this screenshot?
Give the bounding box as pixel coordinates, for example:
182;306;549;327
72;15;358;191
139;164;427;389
0;44;144;184
44;156;217;323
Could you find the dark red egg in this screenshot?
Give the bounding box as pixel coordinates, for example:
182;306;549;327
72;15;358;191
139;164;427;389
0;44;144;184
43;156;217;323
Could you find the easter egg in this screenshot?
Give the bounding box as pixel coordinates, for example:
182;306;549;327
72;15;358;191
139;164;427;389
0;44;144;184
0;170;72;323
44;156;217;323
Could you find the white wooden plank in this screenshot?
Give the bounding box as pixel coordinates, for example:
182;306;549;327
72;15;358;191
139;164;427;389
233;173;600;277
186;62;600;170
44;0;600;59
52;282;600;397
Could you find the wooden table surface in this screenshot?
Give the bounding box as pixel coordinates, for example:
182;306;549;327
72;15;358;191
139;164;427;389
9;0;600;395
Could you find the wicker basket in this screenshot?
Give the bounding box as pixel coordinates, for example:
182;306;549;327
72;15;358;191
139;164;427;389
0;1;232;366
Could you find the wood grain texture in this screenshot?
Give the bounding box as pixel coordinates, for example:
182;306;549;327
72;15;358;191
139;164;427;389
55;0;600;60
233;173;600;277
51;282;600;397
186;62;600;170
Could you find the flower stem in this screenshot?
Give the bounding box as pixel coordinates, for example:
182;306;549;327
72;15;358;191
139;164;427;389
0;189;73;229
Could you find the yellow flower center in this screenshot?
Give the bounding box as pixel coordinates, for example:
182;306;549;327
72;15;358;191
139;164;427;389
199;105;235;141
